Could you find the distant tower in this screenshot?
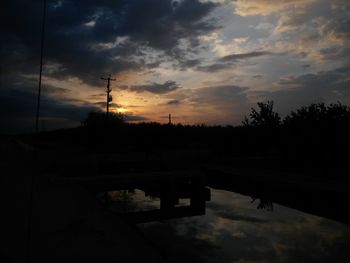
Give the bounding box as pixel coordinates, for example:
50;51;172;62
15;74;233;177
101;75;116;117
168;113;172;125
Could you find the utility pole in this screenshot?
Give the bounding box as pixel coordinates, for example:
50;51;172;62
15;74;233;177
35;0;47;132
101;75;116;117
28;1;47;263
161;113;176;124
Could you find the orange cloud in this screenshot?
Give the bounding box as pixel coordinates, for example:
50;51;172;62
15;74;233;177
234;0;316;16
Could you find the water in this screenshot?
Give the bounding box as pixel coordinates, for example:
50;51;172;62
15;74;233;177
103;189;350;263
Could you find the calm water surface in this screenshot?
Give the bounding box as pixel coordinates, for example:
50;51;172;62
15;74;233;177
104;188;350;263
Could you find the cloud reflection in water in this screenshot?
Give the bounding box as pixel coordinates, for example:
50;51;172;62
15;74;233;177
138;189;350;263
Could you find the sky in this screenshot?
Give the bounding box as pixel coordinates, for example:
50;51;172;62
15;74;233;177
1;0;350;133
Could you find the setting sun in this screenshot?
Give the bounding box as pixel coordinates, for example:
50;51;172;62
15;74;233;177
115;107;128;113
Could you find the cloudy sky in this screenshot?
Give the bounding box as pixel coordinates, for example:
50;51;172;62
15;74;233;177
1;0;350;132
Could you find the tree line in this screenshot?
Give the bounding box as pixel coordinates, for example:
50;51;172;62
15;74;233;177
29;101;349;179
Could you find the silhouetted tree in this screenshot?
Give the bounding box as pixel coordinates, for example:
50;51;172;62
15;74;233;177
243;101;281;128
83;111;124;129
283;102;350;128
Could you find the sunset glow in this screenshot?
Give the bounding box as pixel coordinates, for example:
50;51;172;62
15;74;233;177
1;0;350;132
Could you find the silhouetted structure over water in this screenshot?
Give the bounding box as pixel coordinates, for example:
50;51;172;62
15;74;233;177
60;171;210;223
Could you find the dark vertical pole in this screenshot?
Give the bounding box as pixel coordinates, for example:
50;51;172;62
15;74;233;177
28;1;47;262
101;76;115;117
106;77;110;117
35;0;47;133
168;114;171;124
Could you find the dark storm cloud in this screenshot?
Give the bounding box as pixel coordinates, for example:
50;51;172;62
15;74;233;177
197;63;232;72
197;51;275;72
167;99;181;105
1;0;220;85
117;0;218;50
219;51;272;62
0;0;220;132
0;87;99;133
120;80;181;94
257;64;350;115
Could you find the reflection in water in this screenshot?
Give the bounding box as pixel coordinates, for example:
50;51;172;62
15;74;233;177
97;189;160;213
133;189;350;263
99;184;210;223
251;197;274;211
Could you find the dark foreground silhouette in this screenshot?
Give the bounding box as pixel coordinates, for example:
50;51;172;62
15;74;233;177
1;101;350;262
19;101;350;178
